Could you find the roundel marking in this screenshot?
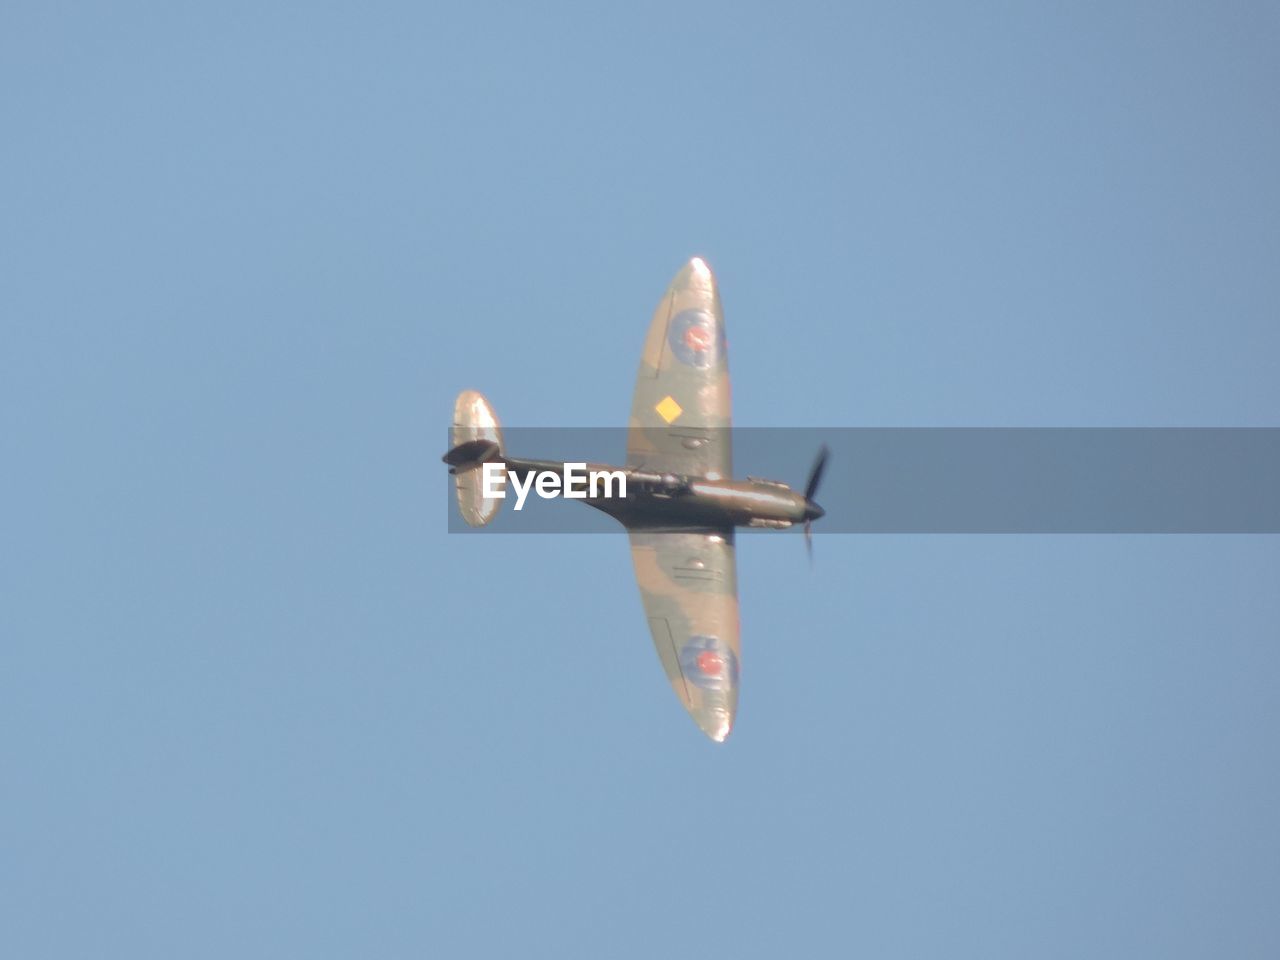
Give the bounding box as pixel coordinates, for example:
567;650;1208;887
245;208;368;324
679;635;739;692
667;309;724;369
684;325;713;351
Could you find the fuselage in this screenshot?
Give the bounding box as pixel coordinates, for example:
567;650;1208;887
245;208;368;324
504;458;821;530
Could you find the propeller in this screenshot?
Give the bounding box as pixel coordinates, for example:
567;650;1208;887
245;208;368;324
802;444;829;563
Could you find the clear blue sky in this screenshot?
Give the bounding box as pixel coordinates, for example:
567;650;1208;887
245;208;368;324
3;2;1278;957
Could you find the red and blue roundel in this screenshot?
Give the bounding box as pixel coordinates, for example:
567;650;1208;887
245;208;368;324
679;635;739;691
667;309;724;369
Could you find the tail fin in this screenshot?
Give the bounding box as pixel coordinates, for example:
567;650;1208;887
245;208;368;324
444;390;506;527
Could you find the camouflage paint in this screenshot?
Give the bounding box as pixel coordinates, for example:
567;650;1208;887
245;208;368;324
444;259;824;741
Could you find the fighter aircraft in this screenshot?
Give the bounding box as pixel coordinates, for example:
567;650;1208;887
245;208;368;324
443;257;828;741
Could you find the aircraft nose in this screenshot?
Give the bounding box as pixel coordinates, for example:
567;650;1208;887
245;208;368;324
804;500;825;521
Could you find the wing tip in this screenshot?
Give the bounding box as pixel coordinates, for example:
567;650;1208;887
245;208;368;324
670;255;718;300
695;708;735;743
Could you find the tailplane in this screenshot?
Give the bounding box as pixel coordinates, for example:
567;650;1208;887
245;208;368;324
444;390;505;527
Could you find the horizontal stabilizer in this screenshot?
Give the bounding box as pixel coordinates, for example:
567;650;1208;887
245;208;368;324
447;390;505;527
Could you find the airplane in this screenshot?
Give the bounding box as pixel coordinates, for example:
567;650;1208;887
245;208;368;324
443;257;828;742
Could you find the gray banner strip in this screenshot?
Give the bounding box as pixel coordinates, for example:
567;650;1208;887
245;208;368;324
444;429;1280;533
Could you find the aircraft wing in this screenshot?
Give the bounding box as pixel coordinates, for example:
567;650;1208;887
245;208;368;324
629;528;740;742
626;257;732;479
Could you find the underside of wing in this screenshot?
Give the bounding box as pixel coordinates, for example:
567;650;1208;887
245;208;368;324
626;258;732;479
629;528;740;742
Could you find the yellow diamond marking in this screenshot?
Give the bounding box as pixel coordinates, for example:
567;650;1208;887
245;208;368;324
654;395;683;424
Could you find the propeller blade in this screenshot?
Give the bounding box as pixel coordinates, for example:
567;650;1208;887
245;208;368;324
805;519;814;565
804;444;829;502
